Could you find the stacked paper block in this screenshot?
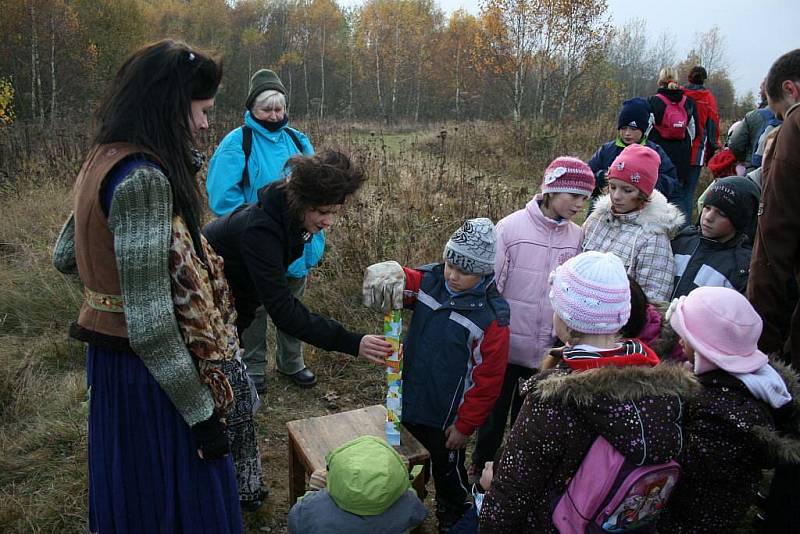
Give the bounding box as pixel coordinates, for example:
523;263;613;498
384;309;403;446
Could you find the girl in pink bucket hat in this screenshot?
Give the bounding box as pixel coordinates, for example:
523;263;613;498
660;286;800;533
582;143;684;302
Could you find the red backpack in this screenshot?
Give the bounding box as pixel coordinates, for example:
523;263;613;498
653;94;688;140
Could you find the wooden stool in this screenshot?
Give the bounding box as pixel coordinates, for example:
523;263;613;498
287;404;430;505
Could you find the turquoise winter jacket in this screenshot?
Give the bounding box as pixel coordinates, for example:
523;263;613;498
206;111;323;279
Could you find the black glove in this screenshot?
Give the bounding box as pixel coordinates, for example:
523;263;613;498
191;412;229;460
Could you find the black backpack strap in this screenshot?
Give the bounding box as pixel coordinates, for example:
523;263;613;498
285;127;305;154
241;125;253;190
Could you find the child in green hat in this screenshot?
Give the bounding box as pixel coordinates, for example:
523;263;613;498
288;436;427;533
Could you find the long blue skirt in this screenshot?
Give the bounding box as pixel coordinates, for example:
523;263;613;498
87;345;243;534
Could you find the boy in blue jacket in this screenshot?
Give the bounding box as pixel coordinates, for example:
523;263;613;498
363;218;510;532
589;97;681;206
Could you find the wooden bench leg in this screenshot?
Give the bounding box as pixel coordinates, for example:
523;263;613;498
288;435;306;505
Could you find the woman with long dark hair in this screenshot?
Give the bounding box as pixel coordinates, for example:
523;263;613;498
53;40;243;533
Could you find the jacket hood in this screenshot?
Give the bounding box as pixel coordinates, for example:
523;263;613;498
529;362;698;405
751;360;800;464
258;180;290;221
656;87;686;102
684;86;715;106
591;189;685;238
256;180;308;258
525;363;698;463
257;179;300;228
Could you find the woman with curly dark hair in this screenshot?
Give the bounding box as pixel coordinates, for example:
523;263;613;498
203;149;392;366
52;40;243;532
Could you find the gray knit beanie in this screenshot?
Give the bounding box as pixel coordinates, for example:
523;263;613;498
245;69;287;110
443;218;496;275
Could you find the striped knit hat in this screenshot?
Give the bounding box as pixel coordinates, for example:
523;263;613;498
549;251;631;335
444;218;496;275
541;156;595;196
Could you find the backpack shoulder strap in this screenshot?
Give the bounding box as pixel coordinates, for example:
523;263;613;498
757;108;773;121
241;125;253;190
655;93;671;106
285;127;306;154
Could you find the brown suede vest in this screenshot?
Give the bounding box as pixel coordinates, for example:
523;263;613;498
73;143;155;340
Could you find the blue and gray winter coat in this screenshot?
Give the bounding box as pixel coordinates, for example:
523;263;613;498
401;264;510;435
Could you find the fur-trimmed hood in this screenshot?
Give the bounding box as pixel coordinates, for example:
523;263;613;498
589;190;685;238
752;360;800;464
522;363;699;464
525;362;698;404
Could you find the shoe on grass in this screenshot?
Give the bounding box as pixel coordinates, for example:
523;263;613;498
284;367;317;388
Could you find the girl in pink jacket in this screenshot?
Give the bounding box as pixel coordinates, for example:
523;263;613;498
469;156;595;477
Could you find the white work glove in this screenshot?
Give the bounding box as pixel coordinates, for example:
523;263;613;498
363;260;405;312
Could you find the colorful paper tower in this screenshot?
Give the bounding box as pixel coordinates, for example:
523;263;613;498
384;309;403;445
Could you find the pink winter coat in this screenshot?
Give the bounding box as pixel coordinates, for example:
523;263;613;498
494;195;583;368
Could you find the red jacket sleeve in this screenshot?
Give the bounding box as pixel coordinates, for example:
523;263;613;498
402;266;423;307
454;320;510;435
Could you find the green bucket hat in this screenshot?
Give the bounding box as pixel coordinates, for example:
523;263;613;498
245;68;287;110
325;435;410;516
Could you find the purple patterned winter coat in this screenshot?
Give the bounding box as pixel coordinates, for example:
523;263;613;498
479;362;698;533
659;362;800;533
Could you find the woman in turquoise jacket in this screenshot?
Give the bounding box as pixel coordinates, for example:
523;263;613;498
206;69;321;390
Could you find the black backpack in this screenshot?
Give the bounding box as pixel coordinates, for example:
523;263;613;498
240;126;305;190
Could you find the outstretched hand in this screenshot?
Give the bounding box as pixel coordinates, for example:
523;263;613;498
359;334;393;365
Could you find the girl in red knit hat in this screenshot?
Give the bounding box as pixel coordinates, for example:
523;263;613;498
582;143;685;302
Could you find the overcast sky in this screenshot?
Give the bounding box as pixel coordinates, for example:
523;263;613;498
341;0;800;98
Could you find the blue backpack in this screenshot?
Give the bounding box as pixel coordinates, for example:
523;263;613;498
751;108;782;168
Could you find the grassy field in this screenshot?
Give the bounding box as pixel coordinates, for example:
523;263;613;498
0;116;724;532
